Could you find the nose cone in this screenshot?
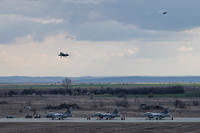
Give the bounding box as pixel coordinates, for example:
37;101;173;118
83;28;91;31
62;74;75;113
142;112;150;117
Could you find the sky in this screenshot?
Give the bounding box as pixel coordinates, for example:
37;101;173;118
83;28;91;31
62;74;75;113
0;0;200;76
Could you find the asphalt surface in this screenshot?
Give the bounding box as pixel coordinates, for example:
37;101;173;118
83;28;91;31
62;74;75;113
1;117;200;122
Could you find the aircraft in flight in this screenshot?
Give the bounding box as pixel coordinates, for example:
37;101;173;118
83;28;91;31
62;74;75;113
162;11;168;15
142;107;173;120
58;52;69;58
47;107;72;120
91;107;120;120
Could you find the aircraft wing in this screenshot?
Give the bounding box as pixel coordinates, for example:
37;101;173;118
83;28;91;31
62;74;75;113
92;112;110;119
52;113;63;117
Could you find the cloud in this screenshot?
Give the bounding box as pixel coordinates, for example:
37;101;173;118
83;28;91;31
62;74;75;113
13;35;34;44
0;13;65;43
68;19;198;42
27;17;63;24
0;30;200;76
0;33;139;76
68;20;163;41
1;0;200;44
63;0;117;4
178;46;193;52
1;0;200;76
126;48;138;55
88;11;104;20
0;14;64;24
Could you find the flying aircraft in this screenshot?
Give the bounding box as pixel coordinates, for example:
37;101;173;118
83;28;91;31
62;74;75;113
162;11;168;15
47;107;72;120
58;52;69;57
91;107;120;120
142;107;173;120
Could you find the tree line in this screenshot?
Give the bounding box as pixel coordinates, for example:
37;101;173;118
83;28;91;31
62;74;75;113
0;85;184;96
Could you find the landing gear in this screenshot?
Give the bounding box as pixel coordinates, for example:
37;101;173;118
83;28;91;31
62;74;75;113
121;116;125;120
87;116;91;120
146;117;151;120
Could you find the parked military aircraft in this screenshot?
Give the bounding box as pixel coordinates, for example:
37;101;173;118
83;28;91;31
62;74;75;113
58;52;69;57
143;107;173;120
47;107;72;120
92;107;120;120
6;115;15;118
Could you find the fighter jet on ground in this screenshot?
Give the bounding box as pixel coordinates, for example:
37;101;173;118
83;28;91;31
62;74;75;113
92;107;120;120
143;107;173;120
6;115;15;118
47;107;72;120
58;52;69;58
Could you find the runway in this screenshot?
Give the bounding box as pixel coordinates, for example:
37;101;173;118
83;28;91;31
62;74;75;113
1;117;200;123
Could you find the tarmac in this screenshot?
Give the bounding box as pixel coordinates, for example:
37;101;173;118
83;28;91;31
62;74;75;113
1;117;200;122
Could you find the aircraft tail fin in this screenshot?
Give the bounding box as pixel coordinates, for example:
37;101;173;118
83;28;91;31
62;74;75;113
65;106;72;114
162;107;170;114
112;107;120;115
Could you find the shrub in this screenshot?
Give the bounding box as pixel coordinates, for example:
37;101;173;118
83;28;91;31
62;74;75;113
115;98;129;108
192;100;199;106
0;101;8;104
174;100;186;108
45;103;79;110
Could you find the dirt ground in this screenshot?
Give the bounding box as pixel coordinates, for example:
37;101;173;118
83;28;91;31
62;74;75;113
0;122;200;133
0;95;200;118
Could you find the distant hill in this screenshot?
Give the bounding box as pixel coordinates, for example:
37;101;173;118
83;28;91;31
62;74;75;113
0;76;200;84
0;76;65;84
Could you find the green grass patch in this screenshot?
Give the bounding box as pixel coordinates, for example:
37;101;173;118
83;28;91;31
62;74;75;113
96;92;200;98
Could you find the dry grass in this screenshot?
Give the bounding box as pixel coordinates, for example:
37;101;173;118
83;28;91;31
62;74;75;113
0;123;200;133
0;95;200;117
1;95;200;133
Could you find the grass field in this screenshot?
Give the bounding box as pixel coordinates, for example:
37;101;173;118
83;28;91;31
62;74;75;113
0;95;200;118
97;92;200;98
1;83;200;90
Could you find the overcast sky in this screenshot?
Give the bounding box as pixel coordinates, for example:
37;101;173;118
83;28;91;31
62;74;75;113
0;0;200;76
